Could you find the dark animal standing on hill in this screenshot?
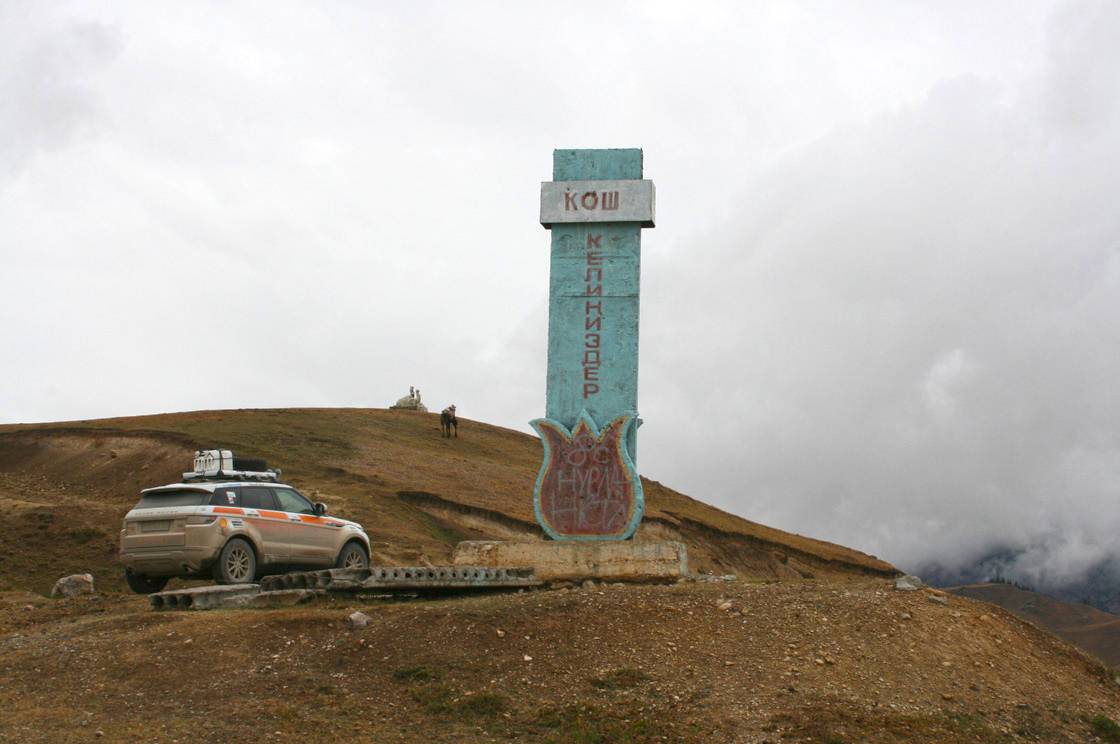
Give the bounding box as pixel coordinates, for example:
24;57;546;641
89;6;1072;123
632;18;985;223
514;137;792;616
440;405;458;438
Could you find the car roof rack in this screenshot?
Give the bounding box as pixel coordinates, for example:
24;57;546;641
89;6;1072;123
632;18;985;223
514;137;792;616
182;470;282;483
183;449;282;483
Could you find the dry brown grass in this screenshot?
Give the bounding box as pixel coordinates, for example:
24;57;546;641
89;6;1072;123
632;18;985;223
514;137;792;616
0;407;894;597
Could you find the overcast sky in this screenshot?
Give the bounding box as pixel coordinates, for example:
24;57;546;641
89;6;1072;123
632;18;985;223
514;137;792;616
2;1;1118;583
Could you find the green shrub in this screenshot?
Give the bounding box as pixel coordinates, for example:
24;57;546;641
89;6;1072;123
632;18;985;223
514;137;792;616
392;665;440;683
456;692;508;718
589;667;651;690
1090;714;1120;742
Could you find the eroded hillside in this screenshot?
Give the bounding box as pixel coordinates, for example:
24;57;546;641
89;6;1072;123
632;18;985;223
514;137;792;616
2;409;1119;742
0;408;895;594
953;583;1120;668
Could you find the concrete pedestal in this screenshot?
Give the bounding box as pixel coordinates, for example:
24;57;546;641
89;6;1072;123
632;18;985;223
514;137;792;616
452;540;688;583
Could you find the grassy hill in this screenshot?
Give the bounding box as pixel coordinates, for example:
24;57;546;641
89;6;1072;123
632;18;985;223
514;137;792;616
0;407;895;595
952;582;1120;668
3;409;1120;742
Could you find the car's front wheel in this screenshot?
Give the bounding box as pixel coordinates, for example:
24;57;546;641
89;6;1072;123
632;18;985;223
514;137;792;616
336;542;369;570
212;538;257;584
124;570;169;595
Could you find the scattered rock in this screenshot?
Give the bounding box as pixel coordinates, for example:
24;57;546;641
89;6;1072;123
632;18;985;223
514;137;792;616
900;612;912;620
717;600;734;611
928;595;948;606
496;629;506;638
50;573;94;598
894;575;925;592
522;655;532;662
348;611;370;629
581;580;596;591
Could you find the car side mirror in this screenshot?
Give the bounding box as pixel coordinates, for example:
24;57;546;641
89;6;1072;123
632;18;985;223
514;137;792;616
314;502;327;516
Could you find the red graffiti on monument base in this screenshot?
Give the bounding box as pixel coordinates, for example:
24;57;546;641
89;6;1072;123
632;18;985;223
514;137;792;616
532;414;639;538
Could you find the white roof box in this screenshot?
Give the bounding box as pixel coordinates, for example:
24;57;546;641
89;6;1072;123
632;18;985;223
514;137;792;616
184;449;280;482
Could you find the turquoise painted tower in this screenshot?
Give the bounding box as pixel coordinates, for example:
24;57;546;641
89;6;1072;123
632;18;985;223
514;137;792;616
531;149;655;541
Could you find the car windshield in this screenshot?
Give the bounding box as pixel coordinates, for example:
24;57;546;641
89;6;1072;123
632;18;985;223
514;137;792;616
134;490;211;509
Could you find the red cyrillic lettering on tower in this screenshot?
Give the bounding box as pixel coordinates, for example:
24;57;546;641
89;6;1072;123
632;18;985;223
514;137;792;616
602;191;619;210
564;192;578;211
581;192;599;210
580;232;606;399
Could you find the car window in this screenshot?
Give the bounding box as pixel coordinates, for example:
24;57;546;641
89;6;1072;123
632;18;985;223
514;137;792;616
136;490;211;509
240;486;278;510
275;488;315;515
208;487;241;507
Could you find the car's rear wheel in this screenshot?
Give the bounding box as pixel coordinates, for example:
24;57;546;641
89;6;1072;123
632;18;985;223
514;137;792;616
336;542;369;570
212;538;257;584
124;570;169;595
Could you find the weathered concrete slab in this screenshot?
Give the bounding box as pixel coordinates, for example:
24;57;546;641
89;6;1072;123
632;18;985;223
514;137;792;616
150;583;260;610
150;585;324;610
150;565;542;611
452;540;688;582
243;589;321;608
260;565;540;592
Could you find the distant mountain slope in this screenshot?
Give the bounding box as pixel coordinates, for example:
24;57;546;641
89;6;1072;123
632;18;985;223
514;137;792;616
951;582;1120;667
0;408;895;593
925;550;1120;616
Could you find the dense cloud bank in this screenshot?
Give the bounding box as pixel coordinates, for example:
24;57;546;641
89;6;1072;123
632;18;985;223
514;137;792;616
1;2;1118;597
640;0;1120;587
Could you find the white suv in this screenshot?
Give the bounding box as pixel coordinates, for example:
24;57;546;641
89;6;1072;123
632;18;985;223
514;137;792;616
119;450;370;593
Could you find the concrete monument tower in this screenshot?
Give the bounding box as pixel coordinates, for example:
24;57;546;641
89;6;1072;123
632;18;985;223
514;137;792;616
531;149;655;541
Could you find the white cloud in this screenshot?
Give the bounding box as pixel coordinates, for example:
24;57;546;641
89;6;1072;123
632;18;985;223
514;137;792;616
2;0;1117;585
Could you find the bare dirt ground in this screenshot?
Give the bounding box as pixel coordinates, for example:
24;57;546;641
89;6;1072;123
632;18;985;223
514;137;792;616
953;583;1120;669
2;579;1119;743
